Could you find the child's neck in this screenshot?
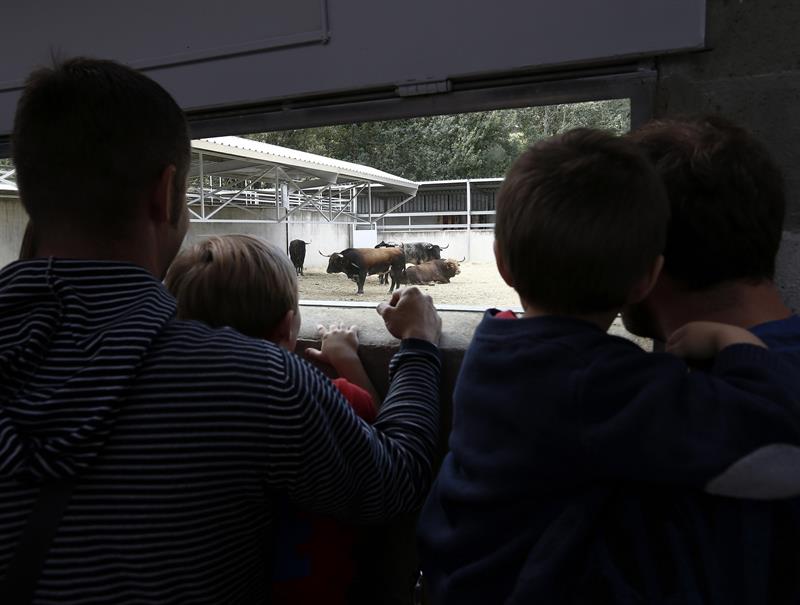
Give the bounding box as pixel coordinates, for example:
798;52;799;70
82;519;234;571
521;301;618;332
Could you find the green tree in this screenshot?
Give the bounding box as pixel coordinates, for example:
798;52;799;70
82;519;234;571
246;99;630;181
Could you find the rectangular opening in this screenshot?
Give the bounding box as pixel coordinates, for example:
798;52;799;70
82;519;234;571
183;99;631;313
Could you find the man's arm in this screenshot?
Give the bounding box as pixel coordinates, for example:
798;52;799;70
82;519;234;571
262;287;442;521
665;320;767;359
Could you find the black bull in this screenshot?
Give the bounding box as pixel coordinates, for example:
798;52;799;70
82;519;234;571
288;239;311;276
375;240;448;264
320;247;406;294
374;240;449;284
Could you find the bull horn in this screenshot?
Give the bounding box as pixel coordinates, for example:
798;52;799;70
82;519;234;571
305;240;312;244
319;250;333;257
440;244;449;250
458;256;466;262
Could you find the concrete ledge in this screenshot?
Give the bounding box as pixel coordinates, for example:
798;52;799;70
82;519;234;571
296;304;480;443
296;303;650;442
297;305;649;385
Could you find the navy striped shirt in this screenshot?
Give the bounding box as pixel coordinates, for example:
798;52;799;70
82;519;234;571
0;259;441;604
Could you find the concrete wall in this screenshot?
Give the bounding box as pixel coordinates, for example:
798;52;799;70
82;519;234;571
288;219;352;270
654;1;800;311
185;209;352;270
0;195;26;268
378;230;497;264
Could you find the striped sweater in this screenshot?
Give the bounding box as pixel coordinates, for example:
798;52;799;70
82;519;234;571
0;259;441;604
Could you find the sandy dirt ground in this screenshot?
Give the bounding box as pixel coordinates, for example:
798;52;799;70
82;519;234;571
298;262;519;308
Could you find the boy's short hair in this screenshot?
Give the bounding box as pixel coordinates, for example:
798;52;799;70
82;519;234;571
165;235;298;339
627;116;785;290
495;128;670;314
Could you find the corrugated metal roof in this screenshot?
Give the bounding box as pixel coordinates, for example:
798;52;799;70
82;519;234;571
192;136;418;196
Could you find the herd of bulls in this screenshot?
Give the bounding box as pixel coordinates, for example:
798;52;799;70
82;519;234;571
288;239;464;295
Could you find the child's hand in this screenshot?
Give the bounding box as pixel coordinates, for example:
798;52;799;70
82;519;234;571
666;321;767;360
305;323;381;404
305;323;360;371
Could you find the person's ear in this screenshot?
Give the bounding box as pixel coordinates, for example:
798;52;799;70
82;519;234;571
494;240;514;288
627;255;664;304
149;164;178;225
267;310;296;348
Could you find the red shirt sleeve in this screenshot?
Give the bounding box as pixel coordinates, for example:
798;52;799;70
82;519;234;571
332;378;377;424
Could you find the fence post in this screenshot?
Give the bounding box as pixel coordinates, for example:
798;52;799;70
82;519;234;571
466;179;472;261
199;151;205;220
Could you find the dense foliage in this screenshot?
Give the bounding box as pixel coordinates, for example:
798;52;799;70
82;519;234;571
246;100;629;181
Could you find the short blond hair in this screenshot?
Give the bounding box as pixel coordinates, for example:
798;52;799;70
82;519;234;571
165;235;298;338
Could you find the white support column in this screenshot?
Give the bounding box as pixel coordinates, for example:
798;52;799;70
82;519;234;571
285;215;290;254
275;168;280;222
284;183;290;253
199;152;205;220
466;179;472;261
368;184;373;229
351;189;357;248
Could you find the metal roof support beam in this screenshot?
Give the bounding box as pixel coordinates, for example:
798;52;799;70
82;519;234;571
374;194;417;222
284;172;334;217
201;165;277;200
204;165;274;220
333;183;367;221
286;189;330;217
337;211;372;225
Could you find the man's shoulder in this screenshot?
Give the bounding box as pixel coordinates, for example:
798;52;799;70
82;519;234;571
149;317;288;368
463;315;638;387
123;318;309;401
752;314;800;354
462;315;647;401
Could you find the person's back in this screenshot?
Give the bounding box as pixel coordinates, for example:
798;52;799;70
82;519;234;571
0;58;443;604
592;116;800;604
417;129;800;604
164;233;380;604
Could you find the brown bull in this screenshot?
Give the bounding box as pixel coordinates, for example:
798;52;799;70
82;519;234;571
320;247;406;294
401;258;463;285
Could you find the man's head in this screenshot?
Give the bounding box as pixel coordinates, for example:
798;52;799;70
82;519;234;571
164;235;301;349
494;128;669;316
12;57;190;261
623;116;787;338
628;116;785;289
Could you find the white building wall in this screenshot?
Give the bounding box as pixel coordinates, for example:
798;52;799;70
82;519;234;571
0;196;27;268
0;196;355;272
186;210;353;270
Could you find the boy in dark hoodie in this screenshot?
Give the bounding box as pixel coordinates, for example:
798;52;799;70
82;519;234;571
417;128;800;604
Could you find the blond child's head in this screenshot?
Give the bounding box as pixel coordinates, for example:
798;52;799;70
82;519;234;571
494;128;670;316
165;234;300;349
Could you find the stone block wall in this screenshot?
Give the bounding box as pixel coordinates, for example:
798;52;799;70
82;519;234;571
655;1;800;310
